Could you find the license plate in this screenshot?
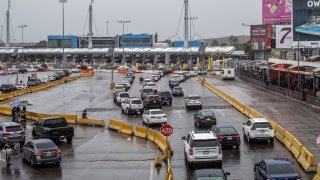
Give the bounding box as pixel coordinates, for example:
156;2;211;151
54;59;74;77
227;137;232;140
157;117;161;119
203;151;209;155
260;131;265;133
153;100;156;103
45;152;53;157
207;118;211;121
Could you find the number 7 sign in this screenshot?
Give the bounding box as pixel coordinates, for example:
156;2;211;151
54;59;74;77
276;25;292;49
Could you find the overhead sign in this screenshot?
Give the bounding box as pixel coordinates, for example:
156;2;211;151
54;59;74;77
292;0;320;48
160;124;173;137
276;25;292;49
251;25;273;50
262;0;292;24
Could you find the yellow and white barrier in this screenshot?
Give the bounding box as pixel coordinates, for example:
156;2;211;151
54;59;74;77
290;137;302;159
154;132;167;153
135;126;147;139
274;125;285;141
313;164;320;180
0;106;12;116
148;128;156;142
282;131;293;150
108;119;123;131
78;118;105;127
298;146;315;172
119;123;133;135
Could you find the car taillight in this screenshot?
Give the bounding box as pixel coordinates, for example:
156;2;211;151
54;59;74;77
147;100;152;103
233;134;240;139
150;116;156;119
251;127;256;130
218;144;222;154
34;151;44;156
163;115;167;118
55;149;61;154
2;132;11;137
189;147;193;155
218;135;224;140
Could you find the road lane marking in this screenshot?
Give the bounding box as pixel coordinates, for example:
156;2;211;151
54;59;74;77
177;110;182;119
217;110;225;117
149;162;154;180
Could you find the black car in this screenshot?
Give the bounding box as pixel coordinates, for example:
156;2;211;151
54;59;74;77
191;169;230;180
172;86;184;96
144;95;162;109
194;110;216;128
212;125;240;149
157;91;172;105
0;84;17;93
19;68;28;74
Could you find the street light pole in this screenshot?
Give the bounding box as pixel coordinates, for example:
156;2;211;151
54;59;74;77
297;31;301;93
117;20;130;63
106;20;109;37
188;17;198;66
59;0;67;67
18;25;27;60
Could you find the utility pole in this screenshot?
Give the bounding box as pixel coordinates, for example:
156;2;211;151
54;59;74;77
18;25;27;60
106;20;109;37
183;0;189;48
59;0;67;66
117;20;130;62
88;0;94;49
6;0;11;49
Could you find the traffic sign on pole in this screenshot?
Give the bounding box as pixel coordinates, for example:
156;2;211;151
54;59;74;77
160;124;173;137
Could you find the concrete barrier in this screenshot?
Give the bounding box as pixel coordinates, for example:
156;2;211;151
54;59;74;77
148;128;156;142
108;119;123;131
290;137;302;159
298;146;315;172
313;164;320;180
52;114;77;124
282;131;293;150
135;126;147;139
0;106;12;116
274;124;285;141
26;111;39;121
154;132;167;153
78;118;105;127
119;123;133;135
37;113;52;120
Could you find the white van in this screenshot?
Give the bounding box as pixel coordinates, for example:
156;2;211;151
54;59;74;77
221;68;235;80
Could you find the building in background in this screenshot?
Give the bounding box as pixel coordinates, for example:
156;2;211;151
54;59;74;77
250;24;273;60
78;36;116;48
171;41;204;47
47;35;77;48
118;34;153;48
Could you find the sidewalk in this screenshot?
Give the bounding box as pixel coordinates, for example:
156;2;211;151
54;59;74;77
206;76;320;163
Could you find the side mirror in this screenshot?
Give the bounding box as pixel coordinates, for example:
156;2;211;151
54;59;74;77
181;136;186;140
225;172;231;176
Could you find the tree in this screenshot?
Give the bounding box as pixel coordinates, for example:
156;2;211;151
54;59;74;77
243;40;254;60
210;39;219;46
154;32;158;43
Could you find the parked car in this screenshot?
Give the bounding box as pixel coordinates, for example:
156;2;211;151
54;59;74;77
212;125;240;149
185;95;202;109
243;118;274;144
157;91;172;105
194;110;216;128
140;86;154;100
121;97;144;115
15;83;27;90
40;76;49;84
32;117;74;143
142;109;167;125
0;84;17;93
182;131;222;169
191;169;230;180
144;95;162;109
254;158;302;180
143;79;152;87
169;79;179;89
116;92;130;106
22;139;62;167
117;82;129;91
48;75;56;81
0;122;26;148
27;78;42;87
172;86;184;96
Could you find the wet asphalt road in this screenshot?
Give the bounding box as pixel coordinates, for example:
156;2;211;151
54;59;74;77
0;72;315;180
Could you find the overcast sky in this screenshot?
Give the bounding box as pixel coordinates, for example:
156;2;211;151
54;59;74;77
0;0;262;42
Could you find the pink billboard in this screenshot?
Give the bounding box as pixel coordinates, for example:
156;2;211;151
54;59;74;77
262;0;292;23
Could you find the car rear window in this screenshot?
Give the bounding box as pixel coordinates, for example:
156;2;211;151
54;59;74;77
217;127;237;134
151;110;164;115
6;125;22;132
174;87;182;90
268;164;297;174
120;93;129;98
132;100;142;104
191;139;219;147
253;122;270;128
201;111;214;117
161;92;171;96
143;89;153;93
43;118;67;128
35;142;57;150
115;86;123;89
189;96;201;100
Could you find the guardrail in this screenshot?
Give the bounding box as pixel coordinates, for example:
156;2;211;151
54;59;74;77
198;77;316;173
108;118;174;179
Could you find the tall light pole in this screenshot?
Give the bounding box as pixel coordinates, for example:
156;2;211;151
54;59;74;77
106;20;109;37
188;17;198;66
297;31;301;93
117;20;130;62
18;25;27;60
59;0;67;66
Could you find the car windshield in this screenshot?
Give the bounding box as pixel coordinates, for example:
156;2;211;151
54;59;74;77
151;110;164;115
35;142;57;150
115;86;123;89
253;122;270;128
174;87;182;90
143;89;153;93
196;177;224;180
132;100;142;104
6;125;22;132
189;96;201;100
43;118;67;128
268;164;297;174
120;93;129;98
191;139;219;147
217;127;237;134
201;111;214;117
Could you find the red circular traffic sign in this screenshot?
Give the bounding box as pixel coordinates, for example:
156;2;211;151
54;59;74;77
160;124;173;136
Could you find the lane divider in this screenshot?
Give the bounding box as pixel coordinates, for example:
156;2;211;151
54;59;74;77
198;76;316;173
313;164;320;180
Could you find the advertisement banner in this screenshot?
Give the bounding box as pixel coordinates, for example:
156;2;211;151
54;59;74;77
251;25;273;50
292;0;320;48
276;25;292;49
262;0;292;23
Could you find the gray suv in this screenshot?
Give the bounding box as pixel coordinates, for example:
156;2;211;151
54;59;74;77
0;122;25;147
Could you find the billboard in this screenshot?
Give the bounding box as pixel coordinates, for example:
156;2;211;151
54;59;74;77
251;25;273;50
262;0;292;23
276;25;292;49
292;0;320;48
